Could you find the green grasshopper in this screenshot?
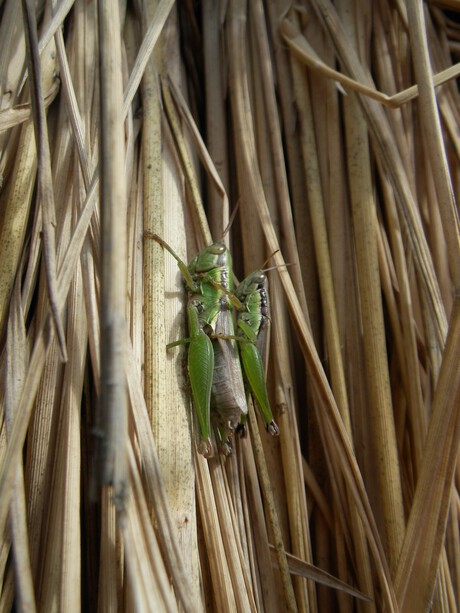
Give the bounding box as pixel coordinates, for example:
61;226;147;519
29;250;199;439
235;270;279;437
150;234;278;456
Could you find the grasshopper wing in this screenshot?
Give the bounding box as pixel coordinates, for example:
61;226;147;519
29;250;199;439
211;309;248;436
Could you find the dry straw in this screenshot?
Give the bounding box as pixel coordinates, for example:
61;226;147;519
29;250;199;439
0;1;459;611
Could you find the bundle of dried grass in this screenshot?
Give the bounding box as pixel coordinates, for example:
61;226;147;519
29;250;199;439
1;1;459;611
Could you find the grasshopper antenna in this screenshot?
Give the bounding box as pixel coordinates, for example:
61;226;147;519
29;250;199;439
261;249;280;270
260;250;295;273
220;200;241;241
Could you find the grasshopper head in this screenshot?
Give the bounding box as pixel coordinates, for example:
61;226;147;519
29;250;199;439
237;271;266;298
189;242;231;274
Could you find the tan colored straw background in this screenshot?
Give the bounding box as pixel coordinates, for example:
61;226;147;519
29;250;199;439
0;1;459;611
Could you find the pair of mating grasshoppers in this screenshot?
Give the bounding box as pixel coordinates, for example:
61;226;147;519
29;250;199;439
151;235;279;458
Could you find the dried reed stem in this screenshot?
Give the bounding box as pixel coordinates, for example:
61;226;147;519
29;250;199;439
1;1;459;611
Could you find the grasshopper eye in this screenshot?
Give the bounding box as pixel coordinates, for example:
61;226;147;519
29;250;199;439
208;243;226;255
253;272;265;284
